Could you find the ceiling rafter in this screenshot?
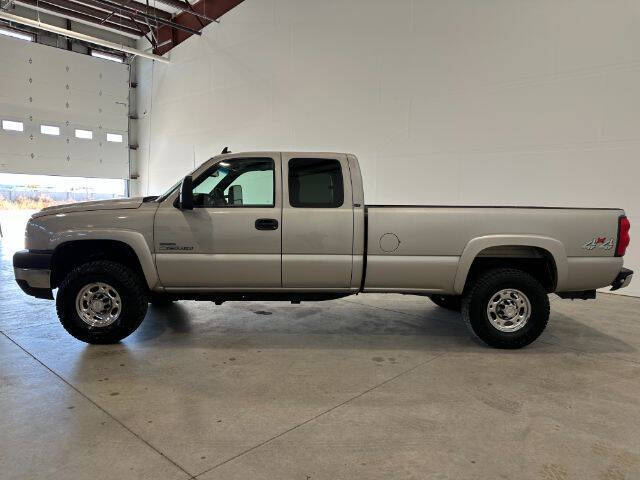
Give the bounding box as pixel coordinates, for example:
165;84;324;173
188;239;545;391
8;0;246;54
76;0;172;20
124;10;155;46
49;0;148;31
154;0;244;54
154;0;217;23
89;0;202;36
15;0;144;36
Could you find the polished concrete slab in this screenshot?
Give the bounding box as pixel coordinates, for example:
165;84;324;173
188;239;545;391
1;240;639;479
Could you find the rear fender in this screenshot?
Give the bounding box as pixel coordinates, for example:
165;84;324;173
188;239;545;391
453;235;567;294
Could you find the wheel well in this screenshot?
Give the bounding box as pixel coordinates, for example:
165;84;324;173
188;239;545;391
464;245;557;293
51;240;146;289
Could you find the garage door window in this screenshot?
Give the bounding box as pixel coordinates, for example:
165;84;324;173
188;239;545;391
40;125;60;136
2;120;23;132
288;159;343;208
75;129;93;140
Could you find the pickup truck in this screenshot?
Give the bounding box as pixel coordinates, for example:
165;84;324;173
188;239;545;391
13;152;633;348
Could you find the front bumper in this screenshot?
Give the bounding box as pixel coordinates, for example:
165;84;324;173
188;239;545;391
611;267;633;291
13;250;54;299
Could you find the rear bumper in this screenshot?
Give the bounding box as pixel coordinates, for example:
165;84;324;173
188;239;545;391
13;250;54;300
610;267;633;291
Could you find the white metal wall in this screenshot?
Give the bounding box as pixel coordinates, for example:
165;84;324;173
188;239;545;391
136;0;640;296
0;34;129;178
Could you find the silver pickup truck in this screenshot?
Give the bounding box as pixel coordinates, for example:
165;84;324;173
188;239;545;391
13;152;633;348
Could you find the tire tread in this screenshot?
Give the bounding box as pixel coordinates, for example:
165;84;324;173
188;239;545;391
56;260;148;344
462;268;550;349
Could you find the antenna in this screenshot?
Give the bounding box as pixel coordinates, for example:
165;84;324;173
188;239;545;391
221;147;231;154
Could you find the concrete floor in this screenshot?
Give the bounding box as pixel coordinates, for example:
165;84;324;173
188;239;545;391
1;241;639;479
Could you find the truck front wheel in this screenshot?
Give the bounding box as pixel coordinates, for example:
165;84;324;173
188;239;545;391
56;260;148;344
462;268;550;349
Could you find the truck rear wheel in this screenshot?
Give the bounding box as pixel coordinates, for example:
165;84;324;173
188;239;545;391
462;268;549;349
56;260;148;344
428;295;462;312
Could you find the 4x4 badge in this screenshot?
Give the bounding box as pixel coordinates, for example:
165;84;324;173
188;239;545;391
583;237;614;251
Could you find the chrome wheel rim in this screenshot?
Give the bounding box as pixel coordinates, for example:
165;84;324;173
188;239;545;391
75;282;122;327
486;288;531;332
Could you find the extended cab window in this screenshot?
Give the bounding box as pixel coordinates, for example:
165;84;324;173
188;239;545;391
192;158;274;207
288;158;344;208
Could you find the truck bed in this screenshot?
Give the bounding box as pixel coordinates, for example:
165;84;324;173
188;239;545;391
362;205;624;294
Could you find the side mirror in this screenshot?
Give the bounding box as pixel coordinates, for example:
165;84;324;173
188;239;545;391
228;185;243;205
179;175;194;210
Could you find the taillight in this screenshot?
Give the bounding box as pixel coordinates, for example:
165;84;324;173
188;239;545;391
616;216;631;257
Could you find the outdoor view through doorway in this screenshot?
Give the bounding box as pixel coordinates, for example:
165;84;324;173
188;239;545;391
0;173;127;262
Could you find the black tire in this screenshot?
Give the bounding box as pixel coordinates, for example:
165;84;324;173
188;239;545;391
462;268;550;349
56;260;148;344
428;295;462;312
149;293;175;306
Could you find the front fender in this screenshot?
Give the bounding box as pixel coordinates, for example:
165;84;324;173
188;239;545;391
453;235;568;294
50;229;159;289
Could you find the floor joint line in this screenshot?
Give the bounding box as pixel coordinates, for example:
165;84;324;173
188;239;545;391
193;351;447;477
0;331;197;480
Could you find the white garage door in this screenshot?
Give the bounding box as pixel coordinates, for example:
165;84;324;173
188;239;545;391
0;34;129;179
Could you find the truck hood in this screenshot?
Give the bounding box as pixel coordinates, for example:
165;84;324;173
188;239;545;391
32;197;145;218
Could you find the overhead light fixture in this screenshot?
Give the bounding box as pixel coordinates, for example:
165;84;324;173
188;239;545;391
91;50;123;63
0;25;34;42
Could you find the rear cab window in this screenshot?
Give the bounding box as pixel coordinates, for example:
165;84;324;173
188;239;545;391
288;158;344;208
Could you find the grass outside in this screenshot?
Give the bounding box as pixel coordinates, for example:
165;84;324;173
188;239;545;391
0;194;69;210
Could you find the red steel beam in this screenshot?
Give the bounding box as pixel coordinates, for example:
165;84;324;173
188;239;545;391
153;0;244;55
76;0;173;21
48;0;149;31
88;0;202;36
154;0;218;23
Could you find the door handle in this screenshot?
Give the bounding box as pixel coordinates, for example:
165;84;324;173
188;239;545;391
255;218;279;230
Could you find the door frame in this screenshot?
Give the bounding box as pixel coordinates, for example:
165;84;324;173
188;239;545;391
154;152;283;291
280;152;355;291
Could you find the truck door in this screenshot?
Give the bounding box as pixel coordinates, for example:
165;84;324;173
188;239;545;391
154;153;282;289
281;153;353;288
